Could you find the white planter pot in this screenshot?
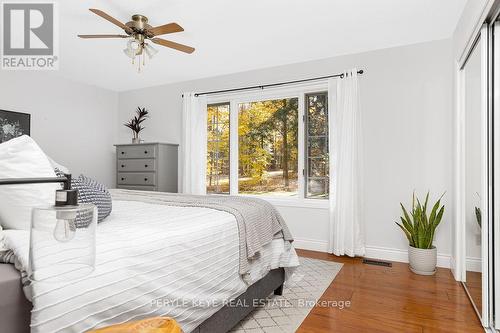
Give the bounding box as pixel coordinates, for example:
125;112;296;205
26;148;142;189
408;245;437;275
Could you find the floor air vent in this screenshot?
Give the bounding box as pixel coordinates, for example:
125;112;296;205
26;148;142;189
362;258;392;267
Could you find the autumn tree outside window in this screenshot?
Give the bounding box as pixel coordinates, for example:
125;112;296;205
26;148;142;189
206;87;329;200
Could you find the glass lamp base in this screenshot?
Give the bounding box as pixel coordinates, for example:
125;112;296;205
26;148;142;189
29;203;97;283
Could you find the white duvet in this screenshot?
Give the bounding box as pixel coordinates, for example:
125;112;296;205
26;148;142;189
3;199;299;333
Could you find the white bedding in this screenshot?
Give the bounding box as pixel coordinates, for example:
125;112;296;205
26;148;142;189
3;199;299;333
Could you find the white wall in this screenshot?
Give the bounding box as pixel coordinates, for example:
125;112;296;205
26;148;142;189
118;39;454;265
0;71;118;186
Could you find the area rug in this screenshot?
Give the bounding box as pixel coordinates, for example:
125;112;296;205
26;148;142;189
229;257;343;333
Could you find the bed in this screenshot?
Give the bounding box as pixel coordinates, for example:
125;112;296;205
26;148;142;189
0;190;299;333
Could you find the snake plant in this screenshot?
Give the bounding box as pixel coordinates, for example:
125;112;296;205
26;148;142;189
475;206;482;228
396;192;445;249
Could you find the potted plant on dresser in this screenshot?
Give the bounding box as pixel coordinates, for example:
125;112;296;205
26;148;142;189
124;107;149;144
396;192;445;275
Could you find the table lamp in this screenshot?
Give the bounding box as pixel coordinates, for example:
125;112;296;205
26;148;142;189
0;175;97;283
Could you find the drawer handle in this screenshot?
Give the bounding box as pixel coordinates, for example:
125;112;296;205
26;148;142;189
121;177;125;181
144;178;148;182
121;164;125;168
144;164;148;168
121;151;125;155
144;150;148;154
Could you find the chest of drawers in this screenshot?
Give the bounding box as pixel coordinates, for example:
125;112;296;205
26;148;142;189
115;142;178;192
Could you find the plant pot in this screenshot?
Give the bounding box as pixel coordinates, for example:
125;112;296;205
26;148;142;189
408;245;437;275
132;137;140;144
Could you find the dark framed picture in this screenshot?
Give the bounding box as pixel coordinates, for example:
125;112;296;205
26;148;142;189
0;110;31;143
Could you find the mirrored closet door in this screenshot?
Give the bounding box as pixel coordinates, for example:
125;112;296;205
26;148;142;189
463;35;486;320
460;8;500;330
494;18;500;331
460;24;490;326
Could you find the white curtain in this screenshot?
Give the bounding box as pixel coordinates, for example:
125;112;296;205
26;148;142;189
328;69;365;256
181;92;207;194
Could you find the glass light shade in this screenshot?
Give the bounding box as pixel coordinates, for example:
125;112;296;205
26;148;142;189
144;43;158;59
29;204;97;283
128;39;140;51
124;39;142;59
123;47;136;59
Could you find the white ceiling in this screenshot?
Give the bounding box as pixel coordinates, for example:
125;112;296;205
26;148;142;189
56;0;467;91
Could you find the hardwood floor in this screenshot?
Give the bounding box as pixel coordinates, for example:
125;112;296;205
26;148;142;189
465;271;482;316
296;250;483;333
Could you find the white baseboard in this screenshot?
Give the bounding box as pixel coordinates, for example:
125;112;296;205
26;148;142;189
449;255;481;280
293;238;328;252
293;240;452;269
466;256;482;273
450;256;459;280
364;246;451;268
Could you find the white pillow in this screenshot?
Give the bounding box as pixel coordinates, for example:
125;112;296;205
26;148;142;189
0;135;58;230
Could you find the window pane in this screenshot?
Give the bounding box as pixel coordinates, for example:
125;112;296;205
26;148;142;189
305;93;329;199
238;98;298;196
307;178;329;197
307;93;328;136
206;103;230;194
307;137;328;157
308;158;328;177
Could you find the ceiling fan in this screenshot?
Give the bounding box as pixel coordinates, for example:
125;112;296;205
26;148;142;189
78;9;195;71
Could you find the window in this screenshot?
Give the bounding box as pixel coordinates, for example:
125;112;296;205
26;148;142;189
238;98;298;196
205;87;329;201
305;93;329;198
206;103;230;194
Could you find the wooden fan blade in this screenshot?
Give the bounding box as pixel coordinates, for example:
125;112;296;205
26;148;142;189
146;23;184;37
151;38;195;54
78;34;129;38
89;8;132;33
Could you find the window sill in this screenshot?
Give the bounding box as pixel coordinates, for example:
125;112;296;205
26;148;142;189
236;194;330;210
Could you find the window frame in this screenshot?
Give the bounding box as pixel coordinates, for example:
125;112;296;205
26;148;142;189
206;102;231;195
206;81;331;209
304;91;329;199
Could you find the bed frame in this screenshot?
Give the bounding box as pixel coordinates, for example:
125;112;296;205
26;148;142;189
194;268;285;333
0;264;31;333
0;264;285;333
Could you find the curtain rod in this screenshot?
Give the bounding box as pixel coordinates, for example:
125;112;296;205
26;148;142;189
189;69;364;97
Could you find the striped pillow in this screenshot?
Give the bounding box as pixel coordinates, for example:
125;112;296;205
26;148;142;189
0;250;15;264
55;169;112;222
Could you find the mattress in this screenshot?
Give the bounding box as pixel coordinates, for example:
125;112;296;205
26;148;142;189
2;199;299;333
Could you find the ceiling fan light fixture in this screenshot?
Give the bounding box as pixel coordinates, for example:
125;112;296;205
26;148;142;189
144;43;158;59
128;39;141;52
123;38;143;59
123;47;135;59
78;9;195;72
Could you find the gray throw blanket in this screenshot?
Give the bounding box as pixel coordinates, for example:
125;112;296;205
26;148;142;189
109;189;294;275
